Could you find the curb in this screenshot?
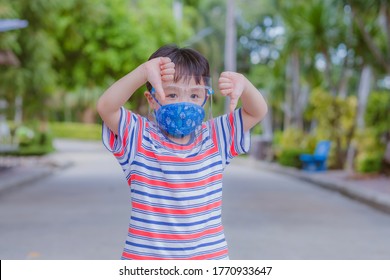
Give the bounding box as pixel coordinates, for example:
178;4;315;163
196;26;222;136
0;166;53;195
235;157;390;214
296;171;390;214
0;160;73;196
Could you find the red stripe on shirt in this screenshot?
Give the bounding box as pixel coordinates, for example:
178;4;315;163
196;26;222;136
148;124;206;151
132;200;222;215
128;173;223;189
121;248;228;260
129;225;223;240
137;140;219;163
114;111;131;158
228;112;238;157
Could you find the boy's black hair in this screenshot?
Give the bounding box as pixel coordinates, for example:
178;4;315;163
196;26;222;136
146;44;210;91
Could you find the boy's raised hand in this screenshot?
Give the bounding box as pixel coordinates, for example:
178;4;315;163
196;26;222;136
218;71;246;113
144;57;175;101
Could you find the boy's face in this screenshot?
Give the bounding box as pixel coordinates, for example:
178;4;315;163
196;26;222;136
146;76;212;109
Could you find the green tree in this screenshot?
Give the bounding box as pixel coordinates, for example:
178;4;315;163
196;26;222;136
274;0;352;130
345;0;390;75
52;0;195;121
1;0;196;123
2;0;64;121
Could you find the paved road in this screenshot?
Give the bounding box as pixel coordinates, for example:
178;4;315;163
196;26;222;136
0;140;390;260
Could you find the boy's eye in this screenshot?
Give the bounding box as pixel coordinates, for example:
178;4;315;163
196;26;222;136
190;94;200;99
166;93;178;99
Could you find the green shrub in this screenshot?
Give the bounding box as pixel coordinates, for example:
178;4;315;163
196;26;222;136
1;123;55;156
365;91;390;137
15;126;35;147
354;91;390;174
278;148;306;168
273;128;313;168
308;88;356;169
354;128;385;174
356;152;383;174
273;128;305;159
16;144;55;156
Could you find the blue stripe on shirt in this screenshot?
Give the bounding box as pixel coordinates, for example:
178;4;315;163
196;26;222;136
132;160;222;175
131;214;221;227
126;237;226;251
131;187;222;201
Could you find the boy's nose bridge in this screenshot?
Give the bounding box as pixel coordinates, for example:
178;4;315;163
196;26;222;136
178;89;193;102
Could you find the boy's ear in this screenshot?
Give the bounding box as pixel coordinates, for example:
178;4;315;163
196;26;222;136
144;91;158;110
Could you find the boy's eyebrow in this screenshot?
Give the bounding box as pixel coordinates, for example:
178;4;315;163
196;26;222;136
163;85;180;91
162;84;209;88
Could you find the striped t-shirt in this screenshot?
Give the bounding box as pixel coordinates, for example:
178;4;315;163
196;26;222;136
102;107;250;260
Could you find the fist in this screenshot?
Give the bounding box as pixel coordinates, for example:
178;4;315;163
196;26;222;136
218;71;246;112
144;57;175;101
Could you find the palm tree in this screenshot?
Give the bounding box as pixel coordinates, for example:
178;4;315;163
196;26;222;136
342;0;390;171
274;0;348;129
345;0;390;75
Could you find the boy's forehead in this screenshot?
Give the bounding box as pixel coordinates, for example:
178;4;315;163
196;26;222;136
164;75;211;87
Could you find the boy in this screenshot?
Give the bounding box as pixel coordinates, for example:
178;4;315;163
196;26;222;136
97;44;267;259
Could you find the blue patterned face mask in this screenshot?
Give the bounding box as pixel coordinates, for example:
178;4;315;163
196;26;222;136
150;77;213;138
154;102;205;138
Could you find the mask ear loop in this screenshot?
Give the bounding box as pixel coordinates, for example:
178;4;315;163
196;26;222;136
148;87;161;123
150;88;163;106
204;87;214;120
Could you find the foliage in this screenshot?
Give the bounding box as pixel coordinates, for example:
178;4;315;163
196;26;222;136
0;2;18;50
277;149;304;168
0;0;388;169
356;152;383;174
343;0;390;75
275;0;350;95
250;123;263;135
1;0;196;122
3;0;63;121
248;64;285;131
308;87;357;168
273;128;314;167
353;91;390;174
364;91;390;138
0;122;55;156
49;122;101;141
53;0;194;90
15;125;34;146
354;128;384;173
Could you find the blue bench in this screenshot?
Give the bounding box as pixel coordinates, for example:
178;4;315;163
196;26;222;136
299;140;331;171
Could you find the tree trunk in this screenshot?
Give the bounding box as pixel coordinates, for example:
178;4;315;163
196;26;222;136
338;68;352;99
345;65;373;172
291;50;303;130
261;90;273;141
356;66;372;128
284;50;302;130
14;95;23;125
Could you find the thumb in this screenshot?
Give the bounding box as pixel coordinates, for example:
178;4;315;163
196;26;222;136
153;83;165;101
229;96;238;113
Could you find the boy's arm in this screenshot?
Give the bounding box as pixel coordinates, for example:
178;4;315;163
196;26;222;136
96;57;174;135
218;72;268;132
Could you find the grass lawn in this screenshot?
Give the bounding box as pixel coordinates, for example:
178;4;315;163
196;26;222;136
49;122;101;141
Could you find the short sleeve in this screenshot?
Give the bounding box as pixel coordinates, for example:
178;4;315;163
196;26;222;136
102;107;140;168
212;108;250;166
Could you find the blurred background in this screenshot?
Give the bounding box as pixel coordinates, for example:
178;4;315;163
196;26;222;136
0;0;390;260
0;0;389;174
